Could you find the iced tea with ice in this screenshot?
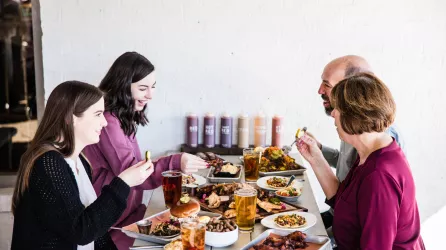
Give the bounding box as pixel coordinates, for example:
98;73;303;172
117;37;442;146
181;218;205;250
243;148;261;182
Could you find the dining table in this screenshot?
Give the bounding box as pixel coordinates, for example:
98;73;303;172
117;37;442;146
131;154;330;250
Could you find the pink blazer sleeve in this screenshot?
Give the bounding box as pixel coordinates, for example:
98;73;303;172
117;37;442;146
93;114;182;190
95;114;140;176
137;154;182;190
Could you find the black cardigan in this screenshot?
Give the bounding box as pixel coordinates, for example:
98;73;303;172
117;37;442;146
11;151;130;249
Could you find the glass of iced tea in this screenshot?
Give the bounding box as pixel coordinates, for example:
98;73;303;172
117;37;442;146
162;170;182;208
235;188;257;231
243;148;261;182
181;217;205;250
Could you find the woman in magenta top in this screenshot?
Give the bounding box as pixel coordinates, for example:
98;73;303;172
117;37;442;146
297;73;425;250
83;52;206;249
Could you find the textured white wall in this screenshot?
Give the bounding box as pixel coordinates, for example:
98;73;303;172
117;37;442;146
39;0;446;222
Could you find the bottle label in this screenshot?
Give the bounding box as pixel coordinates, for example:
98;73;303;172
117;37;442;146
255;125;266;134
205;125;214;135
238;127;248;133
189;126;198;133
221;125;231;135
275;125;282;134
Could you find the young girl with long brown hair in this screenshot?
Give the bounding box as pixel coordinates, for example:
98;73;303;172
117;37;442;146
11;81;153;249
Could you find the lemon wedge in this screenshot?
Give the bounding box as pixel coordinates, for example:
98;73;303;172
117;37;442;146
180;195;190;204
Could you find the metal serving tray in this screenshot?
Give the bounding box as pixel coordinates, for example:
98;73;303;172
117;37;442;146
119;209;221;244
240;229;331;250
259;168;306;177
239;156;307;176
206;165;242;183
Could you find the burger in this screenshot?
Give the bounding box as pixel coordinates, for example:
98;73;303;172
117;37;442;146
170;194;200;218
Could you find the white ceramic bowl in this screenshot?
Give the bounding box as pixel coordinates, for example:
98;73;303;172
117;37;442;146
205;226;239;247
275;191;302;202
275;182;304;202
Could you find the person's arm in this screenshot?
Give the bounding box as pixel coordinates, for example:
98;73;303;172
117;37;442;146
136;154;182;190
30;151;130;245
358;171;401;250
325;192;338;209
95;115;139;176
297;135;339;199
320;144;340;168
310;156;339;200
137;152;209;190
94;233;118;250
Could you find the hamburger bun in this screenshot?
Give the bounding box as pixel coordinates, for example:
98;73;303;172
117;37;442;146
170;197;200;218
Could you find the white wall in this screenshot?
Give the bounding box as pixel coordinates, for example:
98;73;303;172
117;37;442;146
32;0;45;122
38;0;446;223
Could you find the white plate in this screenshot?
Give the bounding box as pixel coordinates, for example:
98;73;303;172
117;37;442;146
256;176;291;191
182;173;207;188
260;211;317;232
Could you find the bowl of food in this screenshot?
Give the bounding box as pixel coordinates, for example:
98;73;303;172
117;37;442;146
275;186;302;202
204;217;238;247
163;239;182;250
151;219;181;238
266;177;289;189
213;162;241;177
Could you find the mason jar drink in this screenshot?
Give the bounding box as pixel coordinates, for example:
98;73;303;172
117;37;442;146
181;217;205;250
243;148;261;182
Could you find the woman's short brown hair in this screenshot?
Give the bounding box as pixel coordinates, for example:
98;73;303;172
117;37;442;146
331;73;396;135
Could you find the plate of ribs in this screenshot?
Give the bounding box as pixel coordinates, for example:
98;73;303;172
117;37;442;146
240;229;331;250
